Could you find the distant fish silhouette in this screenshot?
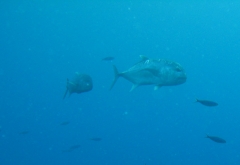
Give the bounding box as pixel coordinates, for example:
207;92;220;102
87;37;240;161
60;121;70;126
196;99;218;107
62;144;81;153
19;131;30;135
102;56;115;61
89;137;102;141
206;134;226;143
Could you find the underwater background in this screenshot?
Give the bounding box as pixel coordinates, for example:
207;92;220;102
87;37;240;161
1;1;240;165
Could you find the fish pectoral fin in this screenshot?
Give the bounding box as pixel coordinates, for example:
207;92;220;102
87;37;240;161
154;85;162;90
69;82;77;86
63;79;69;99
130;84;138;92
63;88;68;99
144;68;159;76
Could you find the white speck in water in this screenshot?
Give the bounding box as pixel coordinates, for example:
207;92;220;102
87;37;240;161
123;111;128;115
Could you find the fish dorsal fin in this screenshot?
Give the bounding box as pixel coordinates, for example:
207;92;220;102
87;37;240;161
131;55;149;66
139;55;149;61
130;84;138;92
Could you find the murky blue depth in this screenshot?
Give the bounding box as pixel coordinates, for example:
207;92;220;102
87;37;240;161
1;1;240;165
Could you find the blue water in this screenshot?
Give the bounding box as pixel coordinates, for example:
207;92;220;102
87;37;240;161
1;1;240;165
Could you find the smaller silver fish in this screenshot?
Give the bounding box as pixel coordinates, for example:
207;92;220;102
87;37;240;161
63;72;93;99
196;99;218;107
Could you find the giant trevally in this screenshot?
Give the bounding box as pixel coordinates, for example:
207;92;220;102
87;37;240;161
63;72;93;99
110;55;187;91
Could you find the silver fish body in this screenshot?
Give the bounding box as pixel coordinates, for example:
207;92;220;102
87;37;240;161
110;56;187;91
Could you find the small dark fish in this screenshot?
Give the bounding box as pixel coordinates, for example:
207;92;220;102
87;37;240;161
196;99;218;107
102;56;115;61
89;137;102;141
60;121;70;126
62;144;81;152
206;134;226;143
19;131;30;135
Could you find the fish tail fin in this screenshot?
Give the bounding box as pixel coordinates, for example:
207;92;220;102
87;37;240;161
109;65;120;90
63;79;69;99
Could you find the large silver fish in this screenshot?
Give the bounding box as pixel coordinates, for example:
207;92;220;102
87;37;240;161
63;72;93;99
110;56;187;91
